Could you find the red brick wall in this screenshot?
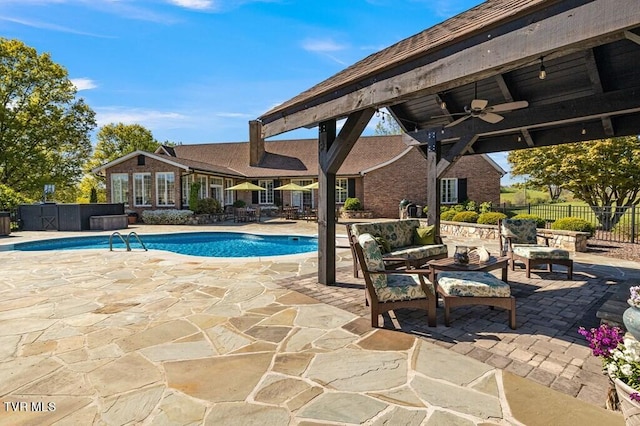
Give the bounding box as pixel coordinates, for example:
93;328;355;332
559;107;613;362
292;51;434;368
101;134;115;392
363;150;502;218
105;155;184;215
364;148;428;218
442;155;502;206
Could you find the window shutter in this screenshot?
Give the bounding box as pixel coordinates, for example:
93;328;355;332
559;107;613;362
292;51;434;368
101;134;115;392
347;178;356;198
458;178;468;203
252;180;259;204
274;180;281;205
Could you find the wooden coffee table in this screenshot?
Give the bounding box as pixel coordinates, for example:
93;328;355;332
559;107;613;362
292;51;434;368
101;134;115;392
426;255;510;284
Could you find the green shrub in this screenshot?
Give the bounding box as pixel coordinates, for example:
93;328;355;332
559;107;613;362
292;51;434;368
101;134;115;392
343;197;362;211
195;198;222;214
512;213;546;228
189;182;201;210
477;212;507;225
453;204;465;212
451;211;479;223
141;209;194;224
441;205;450;213
465;200;477;212
233;199;246;208
479;201;492;214
551;216;595;235
422;205;428;216
441;210;457;221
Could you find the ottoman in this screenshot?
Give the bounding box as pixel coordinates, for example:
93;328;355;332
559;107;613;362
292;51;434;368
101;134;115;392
436;271;516;329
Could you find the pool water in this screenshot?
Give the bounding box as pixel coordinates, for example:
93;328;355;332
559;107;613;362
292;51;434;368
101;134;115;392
13;232;318;258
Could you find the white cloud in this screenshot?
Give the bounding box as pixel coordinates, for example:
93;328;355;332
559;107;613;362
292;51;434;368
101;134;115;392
0;15;111;37
71;78;97;91
168;0;216;11
94;107;187;129
216;112;252;118
301;38;346;53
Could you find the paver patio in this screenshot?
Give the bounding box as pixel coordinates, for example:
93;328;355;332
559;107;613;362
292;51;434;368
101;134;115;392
0;221;631;425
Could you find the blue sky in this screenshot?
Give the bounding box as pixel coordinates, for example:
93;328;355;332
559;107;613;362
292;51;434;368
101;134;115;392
1;0;518;183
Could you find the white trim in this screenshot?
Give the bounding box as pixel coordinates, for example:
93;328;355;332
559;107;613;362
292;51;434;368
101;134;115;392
481;154;507;176
91;150;190;175
359;146;414;175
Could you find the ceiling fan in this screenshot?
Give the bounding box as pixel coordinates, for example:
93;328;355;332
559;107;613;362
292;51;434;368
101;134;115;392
435;83;529;128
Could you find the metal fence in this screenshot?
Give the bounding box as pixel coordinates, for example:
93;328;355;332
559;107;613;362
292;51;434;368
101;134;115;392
493;203;639;244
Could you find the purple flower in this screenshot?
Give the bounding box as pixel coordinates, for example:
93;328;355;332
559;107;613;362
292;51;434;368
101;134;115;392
631;393;640;402
578;325;623;358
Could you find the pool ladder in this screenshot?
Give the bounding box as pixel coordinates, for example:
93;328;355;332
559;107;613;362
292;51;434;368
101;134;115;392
109;231;148;252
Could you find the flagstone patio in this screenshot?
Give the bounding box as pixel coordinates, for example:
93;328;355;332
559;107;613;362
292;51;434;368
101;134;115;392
0;221;629;425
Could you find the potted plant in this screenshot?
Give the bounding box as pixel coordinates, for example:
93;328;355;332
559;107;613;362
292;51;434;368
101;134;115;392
578;321;640;423
126;210;138;224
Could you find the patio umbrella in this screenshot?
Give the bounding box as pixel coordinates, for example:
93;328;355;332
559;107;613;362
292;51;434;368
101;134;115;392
273;183;310;191
302;182;342;190
225;182;265;191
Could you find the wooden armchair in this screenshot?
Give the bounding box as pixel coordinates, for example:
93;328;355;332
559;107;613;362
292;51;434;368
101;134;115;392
499;218;573;279
352;233;437;327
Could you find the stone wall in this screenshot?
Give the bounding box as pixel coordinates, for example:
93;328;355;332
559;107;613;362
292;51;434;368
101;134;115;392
440;221;590;252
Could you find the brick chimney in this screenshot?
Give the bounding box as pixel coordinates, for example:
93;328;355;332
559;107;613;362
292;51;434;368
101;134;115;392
249;120;265;166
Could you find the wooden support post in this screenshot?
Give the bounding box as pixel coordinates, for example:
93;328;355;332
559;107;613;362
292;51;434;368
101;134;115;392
317;108;375;285
426;131;440;231
318;120;337;286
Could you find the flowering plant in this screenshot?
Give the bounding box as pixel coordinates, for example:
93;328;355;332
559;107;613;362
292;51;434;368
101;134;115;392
629;286;640;308
579;324;640;402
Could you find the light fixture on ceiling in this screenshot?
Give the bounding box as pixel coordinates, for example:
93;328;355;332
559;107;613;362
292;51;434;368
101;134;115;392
440;100;447;109
517;135;522;142
539;56;547;80
581;127;587;135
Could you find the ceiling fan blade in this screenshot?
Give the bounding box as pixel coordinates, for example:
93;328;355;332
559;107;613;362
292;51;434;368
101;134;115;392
480;112;504;124
470;99;488;110
488;100;529;113
445;115;472;128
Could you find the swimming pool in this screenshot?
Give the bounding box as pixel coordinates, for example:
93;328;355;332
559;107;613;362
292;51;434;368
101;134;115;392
12;232;318;258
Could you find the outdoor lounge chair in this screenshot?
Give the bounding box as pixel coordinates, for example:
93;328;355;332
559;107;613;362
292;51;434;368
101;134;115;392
499;218;573;279
352;233;437;327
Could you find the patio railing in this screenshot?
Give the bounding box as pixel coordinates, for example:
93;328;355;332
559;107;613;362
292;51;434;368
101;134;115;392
493;203;639;244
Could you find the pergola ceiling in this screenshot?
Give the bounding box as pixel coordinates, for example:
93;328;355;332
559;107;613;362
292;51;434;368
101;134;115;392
258;0;640;162
255;0;640;286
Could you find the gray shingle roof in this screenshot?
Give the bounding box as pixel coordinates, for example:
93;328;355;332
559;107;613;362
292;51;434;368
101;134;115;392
165;135;412;178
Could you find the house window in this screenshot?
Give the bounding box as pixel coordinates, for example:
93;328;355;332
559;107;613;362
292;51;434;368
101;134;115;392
441;178;458;204
197;176;208;198
182;174;193;206
224;178;234;205
156;172;175;206
293;179;313;208
111;173;129;206
336;178;348;203
133;173;152;206
210;177;223;205
259;180;274;204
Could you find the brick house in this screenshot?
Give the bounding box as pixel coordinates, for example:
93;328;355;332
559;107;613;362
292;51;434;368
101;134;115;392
92;135;504;218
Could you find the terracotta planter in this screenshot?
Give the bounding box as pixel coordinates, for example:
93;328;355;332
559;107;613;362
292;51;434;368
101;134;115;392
127;215;137;225
614;377;640;425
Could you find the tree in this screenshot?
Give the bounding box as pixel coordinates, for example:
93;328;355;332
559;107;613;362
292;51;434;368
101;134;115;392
507;147;567;201
0;38;96;199
84;123;161;202
373;113;402;135
508;137;640;230
88;123;160;169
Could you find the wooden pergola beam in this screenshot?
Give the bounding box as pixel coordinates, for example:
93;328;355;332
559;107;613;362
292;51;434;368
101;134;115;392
261;0;638;138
